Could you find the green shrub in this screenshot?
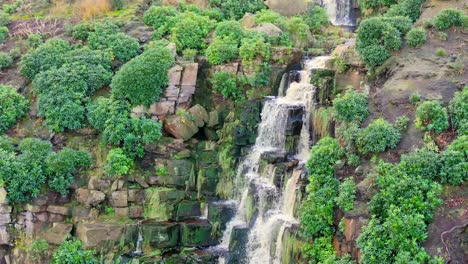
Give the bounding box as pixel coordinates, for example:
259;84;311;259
202;8;224;21
26;33;43;49
0;26;8;43
28;239;49;262
357;118;401;154
440;149;467;185
86;97;111;130
435;48;447;57
51;237;97;264
143;5;178;32
347;153;361;167
208;0;266;20
88;23;140;61
239;35;271;66
253;9;285;26
415;101;449;134
72;22;94;40
433;8;464;30
395;115;410;131
335;178;356;212
206;37;238;65
0;135;14;152
0;11;9;26
399;149;441;181
333;90;368;123
303;5;329;33
0;52;12;69
210;71;241;101
285;16;310;42
438;31;448;41
170;11;214;51
20;38;72;79
409;92;421;104
463;15;468;29
449;87;468;135
303;236;336;264
2;1;22;15
358;0;396;10
110;0;124;10
214;20;243;42
381;16;413;34
0;85;28;133
111;46;174;107
358;44;391;69
385;0;425;22
182;48;197;61
406;27;426;47
8;47;21;59
104;148;134;178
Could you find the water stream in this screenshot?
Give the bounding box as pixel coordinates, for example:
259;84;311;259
216;56;331;264
321;0;356;27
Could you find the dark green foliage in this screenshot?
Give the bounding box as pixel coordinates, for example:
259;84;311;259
303;236;336;264
253;9;285;26
385;0;425;22
26;33;43;49
51;237;97;264
406;27;426;47
449;87;468;135
381;16;412;34
440;149;467;186
202;8;224;21
358;44;390;69
206;37;238;65
170;11;214;51
104;148;133;178
19;38;72;79
110;0;124;10
300;137;344;238
111;46;174;107
143;5;178;35
87;98;163;157
72;22;94;40
0;11;10;26
433;9;465;30
357;118;401;154
0;26;8;44
415;101;449;134
0;52;12;69
47;148;91;195
88;23;140;61
208;0;266;20
399;149;441;180
28;239;49;262
214;20;243;42
0;136;14;152
2;1;22;15
357;0;396;10
335;178;356;212
239;35;271;66
210;71;242;101
333;90;368;123
0;85;28;134
303;5;329;33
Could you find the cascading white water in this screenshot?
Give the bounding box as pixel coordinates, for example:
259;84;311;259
321;0;355;27
217;57;330;264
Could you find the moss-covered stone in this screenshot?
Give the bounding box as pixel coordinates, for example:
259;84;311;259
176;201;201;220
143;188;185;221
180;220;216;247
142;222;180;250
158;160;196;189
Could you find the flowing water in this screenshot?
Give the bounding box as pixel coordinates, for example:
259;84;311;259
216;57;331;264
321;0;356;27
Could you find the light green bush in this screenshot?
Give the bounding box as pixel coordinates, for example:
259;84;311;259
333;90;368;123
406;27;426;47
449;87;468;135
433;8;464;30
0;85;28;133
0;52;12;69
206;36;238;65
210;71;242;101
415;101;449;134
104;148;134;178
357;118;401;154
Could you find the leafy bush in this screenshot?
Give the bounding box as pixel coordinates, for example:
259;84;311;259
170;11;214;51
385;0;425;22
3;1;22;15
206;37;238;65
8;47;20;59
358;0;396;10
381;16;412;34
449;87;468;135
47;148;91;195
335;178;356;212
26;33;43;49
440;149;467;185
214;20;243;42
285;16;310;42
28;239;49;262
51;237;97;264
415;101;449;134
0;135;14;152
303;5;329;33
433;9;464;30
0;85;28;133
72;22;94;40
333;90;368;123
104;148;134;177
357;118;401;154
239;35;271;66
399;149;441;180
358;44;390;69
406;27;426;47
208;0;266;20
395;115;410;131
210;71;241;101
435;48;447;57
88;23;140;61
143;5;178;32
20;38;72;79
253;9;285;26
0;11;9;26
0;26;8;43
110;0;124;10
0;52;12;69
111;46;174;106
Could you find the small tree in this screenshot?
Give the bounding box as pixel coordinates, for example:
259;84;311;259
357;118;401;154
333;90;368;123
406;27;426;48
0;85;28;133
415;101;449;134
51;236;97;264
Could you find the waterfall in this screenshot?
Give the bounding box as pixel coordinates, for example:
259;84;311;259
131;221;144;257
216;57;331;264
321;0;356;27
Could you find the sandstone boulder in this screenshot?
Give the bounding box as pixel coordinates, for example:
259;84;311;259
164;115;199;141
253;23;282;37
76;223;125;249
188;104;209;127
42;223;73;245
76;188;105;207
110;191;128;208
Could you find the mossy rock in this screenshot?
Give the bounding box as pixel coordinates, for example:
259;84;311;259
143;188;185;221
176;201;201;221
180;220;216;247
142;222;180;250
159;160;196;189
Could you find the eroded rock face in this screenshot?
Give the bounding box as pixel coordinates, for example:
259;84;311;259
76;223;125;249
265;0;309;16
75;188;105;207
41;223;73;245
164;104;210;141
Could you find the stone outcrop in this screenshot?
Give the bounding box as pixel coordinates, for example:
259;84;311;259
164;104;209;141
75;188;106;207
41;223;73;245
265;0;309;16
76;223;125;249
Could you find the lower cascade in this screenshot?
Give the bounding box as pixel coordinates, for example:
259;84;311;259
321;0;356;27
215;57;330;264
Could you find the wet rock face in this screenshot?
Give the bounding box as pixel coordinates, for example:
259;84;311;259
286;107;304;136
181;220;217;247
228;225;249;264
